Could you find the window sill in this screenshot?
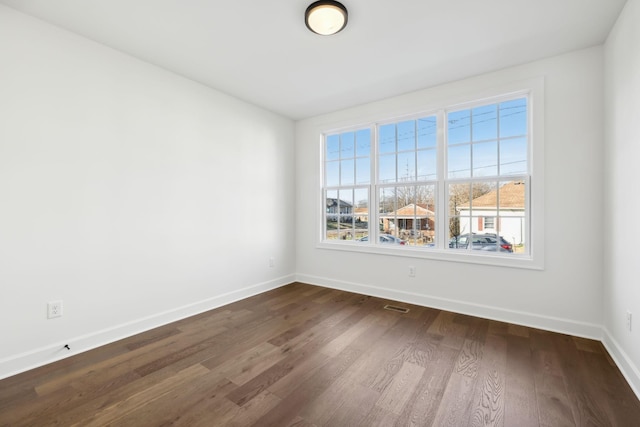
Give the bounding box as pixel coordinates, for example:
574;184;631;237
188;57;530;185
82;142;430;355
316;240;543;270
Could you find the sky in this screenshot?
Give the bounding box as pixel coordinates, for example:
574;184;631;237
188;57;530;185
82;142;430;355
325;97;528;207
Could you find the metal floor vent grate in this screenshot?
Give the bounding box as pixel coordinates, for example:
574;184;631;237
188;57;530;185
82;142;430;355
383;304;410;314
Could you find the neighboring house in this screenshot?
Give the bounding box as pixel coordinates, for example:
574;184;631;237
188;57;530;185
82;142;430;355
380;203;435;241
353;207;368;223
326;198;353;221
457;181;525;244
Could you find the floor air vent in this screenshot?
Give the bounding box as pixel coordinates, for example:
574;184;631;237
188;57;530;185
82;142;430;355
383;304;410;314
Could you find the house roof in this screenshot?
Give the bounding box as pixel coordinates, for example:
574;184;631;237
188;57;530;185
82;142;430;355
381;204;435;219
460;181;525;210
326;198;352;208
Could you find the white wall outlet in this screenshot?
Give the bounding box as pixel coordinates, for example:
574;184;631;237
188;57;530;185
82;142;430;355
408;265;415;277
47;300;63;319
626;310;632;332
269;257;275;268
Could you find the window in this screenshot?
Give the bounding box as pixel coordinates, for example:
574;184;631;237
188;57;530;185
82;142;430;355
447;98;528;254
482;217;495;230
324;130;371;241
378;116;437;246
321;88;539;267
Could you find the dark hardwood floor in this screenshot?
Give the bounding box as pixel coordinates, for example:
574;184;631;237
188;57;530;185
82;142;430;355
1;282;639;426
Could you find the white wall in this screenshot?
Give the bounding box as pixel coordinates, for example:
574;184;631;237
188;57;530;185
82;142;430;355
296;47;604;338
604;0;640;397
0;5;295;378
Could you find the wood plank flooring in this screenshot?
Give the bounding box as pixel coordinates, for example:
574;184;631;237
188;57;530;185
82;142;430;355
1;282;639;426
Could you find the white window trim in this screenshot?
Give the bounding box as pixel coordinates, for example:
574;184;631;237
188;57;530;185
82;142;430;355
316;78;544;270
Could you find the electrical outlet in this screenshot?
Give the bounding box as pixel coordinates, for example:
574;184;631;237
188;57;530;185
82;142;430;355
48;300;63;319
269;257;275;268
408;265;415;277
626;311;632;332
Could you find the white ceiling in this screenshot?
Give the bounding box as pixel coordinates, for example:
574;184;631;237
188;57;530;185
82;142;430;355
0;0;627;120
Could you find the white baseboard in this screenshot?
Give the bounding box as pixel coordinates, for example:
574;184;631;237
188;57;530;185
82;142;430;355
601;328;640;401
6;274;638;403
296;274;603;340
0;274;295;380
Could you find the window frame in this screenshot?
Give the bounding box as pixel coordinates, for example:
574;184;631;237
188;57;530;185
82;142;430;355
317;79;544;270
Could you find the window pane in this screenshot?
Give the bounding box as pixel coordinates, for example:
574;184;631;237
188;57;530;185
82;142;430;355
417;149;436;181
497;180;525;211
339;214;353;228
340;132;355;158
448;110;471;144
448;144;471;178
326;134;340;160
419;185;436;227
379;187;397;235
448;183;471;239
355;158;370;185
499;98;527;138
472;141;498;177
449;217;467;247
449;183;471;212
500;137;527;175
325;161;339;187
390;186;414;240
500;215;529;254
337;189;354;211
379;153;396;183
338;215;354;240
458;217;475;243
397;120;416;152
395;185;415;214
335;189;354;240
353;188;369;238
326;189;338;205
412;185;436;246
498;181;526;253
354;188;368;206
379;187;396;213
472;104;497;141
397;151;416;181
325;189;339;240
379;124;396;154
356;129;371;157
325;217;339;240
418;116;437;149
340;159;354;185
395;197;417;244
471;181;498;211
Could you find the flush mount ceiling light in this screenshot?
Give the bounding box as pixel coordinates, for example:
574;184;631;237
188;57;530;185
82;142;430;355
305;1;348;35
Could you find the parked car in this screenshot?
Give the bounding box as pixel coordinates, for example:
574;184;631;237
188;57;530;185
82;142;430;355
480;233;514;252
449;233;513;252
449;233;491;249
479;245;512;253
358;234;406;245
